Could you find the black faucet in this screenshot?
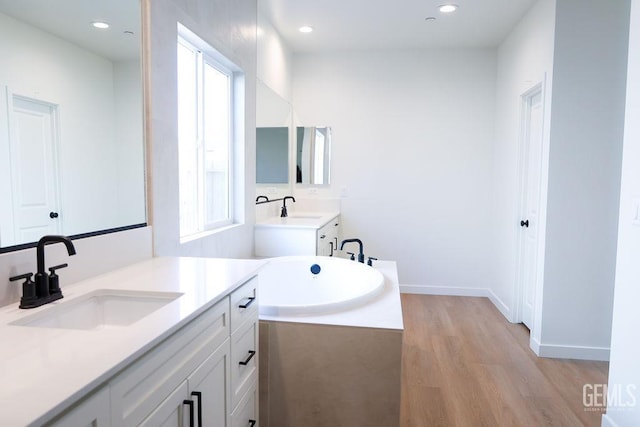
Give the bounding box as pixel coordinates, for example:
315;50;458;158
256;195;269;203
340;238;365;263
10;235;76;308
281;196;296;217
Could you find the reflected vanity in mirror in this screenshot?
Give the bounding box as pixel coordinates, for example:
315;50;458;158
256;80;292;187
0;0;146;250
296;126;331;185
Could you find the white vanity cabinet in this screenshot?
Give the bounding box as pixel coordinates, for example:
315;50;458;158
110;292;231;426
255;214;341;257
317;217;341;256
47;276;260;427
47;387;111;426
0;258;265;427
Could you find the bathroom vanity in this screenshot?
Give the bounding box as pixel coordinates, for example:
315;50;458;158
0;257;265;426
254;212;341;257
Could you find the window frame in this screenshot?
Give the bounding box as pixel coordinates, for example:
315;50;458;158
177;24;242;239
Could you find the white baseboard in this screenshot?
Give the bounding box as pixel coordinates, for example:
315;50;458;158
399;285;512;320
534;340;610;361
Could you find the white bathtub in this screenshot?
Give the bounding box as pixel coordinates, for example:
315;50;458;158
258;256;385;316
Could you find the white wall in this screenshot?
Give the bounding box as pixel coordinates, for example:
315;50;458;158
537;0;630;360
292;49;497;289
492;0;556;324
604;0;640;424
149;0;257;258
257;7;293;102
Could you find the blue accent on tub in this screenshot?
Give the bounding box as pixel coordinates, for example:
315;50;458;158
310;264;321;275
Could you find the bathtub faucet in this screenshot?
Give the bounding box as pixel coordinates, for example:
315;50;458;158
340;239;365;263
281;196;296;217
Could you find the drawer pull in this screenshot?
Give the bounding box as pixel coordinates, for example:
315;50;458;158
239;350;256;366
249;420;257;427
320;234;326;239
191;391;202;427
239;296;256;309
183;399;195;427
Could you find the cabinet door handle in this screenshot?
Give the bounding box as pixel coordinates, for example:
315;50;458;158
183;399;195;427
329;242;334;257
333;237;338;247
191;391;202;427
249;420;257;427
239;296;255;309
239;350;256;366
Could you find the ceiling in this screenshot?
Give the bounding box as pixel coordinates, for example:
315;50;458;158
0;0;140;62
260;0;538;52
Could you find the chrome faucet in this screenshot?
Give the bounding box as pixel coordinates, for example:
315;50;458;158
10;235;76;308
340;238;365;263
281;196;296;217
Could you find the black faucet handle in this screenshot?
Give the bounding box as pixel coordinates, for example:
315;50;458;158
10;273;38;307
347;252;355;261
10;272;34;282
48;263;68;274
367;257;378;266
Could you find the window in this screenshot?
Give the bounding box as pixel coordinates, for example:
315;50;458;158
177;26;240;238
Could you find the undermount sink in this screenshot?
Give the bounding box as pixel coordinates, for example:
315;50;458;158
11;289;183;330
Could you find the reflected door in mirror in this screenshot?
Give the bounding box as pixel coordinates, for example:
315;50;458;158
296;127;331;185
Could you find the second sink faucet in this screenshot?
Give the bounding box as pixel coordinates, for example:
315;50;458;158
281;196;296;217
340;238;365;263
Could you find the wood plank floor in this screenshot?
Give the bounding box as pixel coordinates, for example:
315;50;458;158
399;294;609;427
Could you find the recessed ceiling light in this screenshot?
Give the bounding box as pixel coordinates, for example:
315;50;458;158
299;26;314;33
91;21;110;29
438;4;458;13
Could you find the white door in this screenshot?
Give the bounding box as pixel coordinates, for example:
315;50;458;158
8;95;60;244
518;86;544;330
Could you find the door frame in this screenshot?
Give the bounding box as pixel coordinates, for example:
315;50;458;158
513;80;547;330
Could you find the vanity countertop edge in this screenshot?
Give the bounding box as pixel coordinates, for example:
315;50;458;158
254;211;340;229
0;256;267;426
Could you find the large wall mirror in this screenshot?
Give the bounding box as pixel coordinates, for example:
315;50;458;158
256;80;291;188
0;0;145;251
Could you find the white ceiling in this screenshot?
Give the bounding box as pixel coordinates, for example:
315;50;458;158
261;0;538;52
0;0;140;61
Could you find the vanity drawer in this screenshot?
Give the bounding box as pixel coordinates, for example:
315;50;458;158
230;276;258;333
231;380;258;427
110;297;229;427
231;318;258;410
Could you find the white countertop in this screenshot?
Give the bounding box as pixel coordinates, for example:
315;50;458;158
259;260;404;331
254;211;340;229
0;256;266;427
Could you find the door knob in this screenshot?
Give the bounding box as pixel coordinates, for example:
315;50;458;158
49;212;59;219
520;219;529;228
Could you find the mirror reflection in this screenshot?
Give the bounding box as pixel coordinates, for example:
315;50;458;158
0;0;145;249
256;80;291;187
296;126;331;185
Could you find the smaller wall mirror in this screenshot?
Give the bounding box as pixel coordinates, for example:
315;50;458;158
256;80;291;187
296;126;331;185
